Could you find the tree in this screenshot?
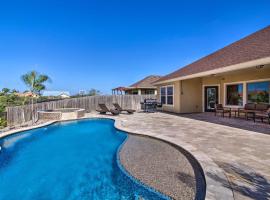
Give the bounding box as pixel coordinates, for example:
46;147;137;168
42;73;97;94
2;88;10;94
21;71;51;123
11;89;19;93
21;71;51;95
88;88;101;96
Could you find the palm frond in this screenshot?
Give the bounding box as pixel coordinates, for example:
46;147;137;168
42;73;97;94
21;71;51;94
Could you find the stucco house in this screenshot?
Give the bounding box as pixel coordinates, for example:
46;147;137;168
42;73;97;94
155;26;270;113
43;91;71;99
112;75;161;95
15;91;39;98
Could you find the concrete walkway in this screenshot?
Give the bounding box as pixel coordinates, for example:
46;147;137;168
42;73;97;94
111;112;270;200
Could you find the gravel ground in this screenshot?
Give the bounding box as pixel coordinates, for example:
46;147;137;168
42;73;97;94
119;135;205;200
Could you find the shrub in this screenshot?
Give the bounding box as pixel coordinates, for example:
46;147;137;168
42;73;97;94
0;117;7;128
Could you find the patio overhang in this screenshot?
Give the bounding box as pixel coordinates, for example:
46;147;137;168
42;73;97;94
155;56;270;85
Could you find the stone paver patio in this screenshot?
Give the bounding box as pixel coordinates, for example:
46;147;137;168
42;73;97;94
179;112;270;135
112;112;270;200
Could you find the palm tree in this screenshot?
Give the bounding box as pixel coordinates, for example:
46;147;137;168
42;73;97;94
21;71;51;123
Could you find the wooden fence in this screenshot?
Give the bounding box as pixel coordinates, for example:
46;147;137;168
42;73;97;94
6;95;156;126
0;112;7;120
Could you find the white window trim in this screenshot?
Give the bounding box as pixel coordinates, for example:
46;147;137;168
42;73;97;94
224;78;270;107
246;79;270;104
202;84;220;112
224;82;245;108
160;85;174;106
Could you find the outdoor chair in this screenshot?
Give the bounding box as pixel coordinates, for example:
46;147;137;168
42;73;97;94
238;103;256;118
255;107;270;124
255;103;269;112
113;103;135;114
238;103;269;121
96;104;120;115
214;104;231;117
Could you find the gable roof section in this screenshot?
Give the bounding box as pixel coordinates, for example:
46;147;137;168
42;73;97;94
156;25;270;83
130;75;162;88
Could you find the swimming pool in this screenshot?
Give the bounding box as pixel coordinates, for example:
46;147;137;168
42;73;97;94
0;119;168;200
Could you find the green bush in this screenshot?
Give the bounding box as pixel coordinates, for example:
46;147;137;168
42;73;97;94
0;117;7;128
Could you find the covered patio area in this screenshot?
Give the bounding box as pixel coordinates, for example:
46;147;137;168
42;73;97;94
178;112;270;135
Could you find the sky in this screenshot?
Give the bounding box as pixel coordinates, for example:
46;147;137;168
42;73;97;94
0;0;269;95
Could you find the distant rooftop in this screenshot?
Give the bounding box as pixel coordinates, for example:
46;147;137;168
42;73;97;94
112;75;162;91
129;75;162;88
42;91;70;97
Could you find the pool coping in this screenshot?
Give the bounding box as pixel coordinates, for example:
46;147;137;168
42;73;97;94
0;115;234;200
116;135;171;200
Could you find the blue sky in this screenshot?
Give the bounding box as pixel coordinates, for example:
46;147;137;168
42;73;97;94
0;0;269;94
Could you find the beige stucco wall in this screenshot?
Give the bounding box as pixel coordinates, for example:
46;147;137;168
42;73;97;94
157;81;181;113
180;78;203;113
156;78;202;113
202;65;270;107
157;64;270;113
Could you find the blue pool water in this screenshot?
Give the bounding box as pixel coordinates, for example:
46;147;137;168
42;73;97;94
0;119;167;200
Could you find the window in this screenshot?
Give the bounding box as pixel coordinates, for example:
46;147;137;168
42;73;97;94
144;89;155;95
167;86;173;105
247;81;270;103
160;86;174;105
226;84;243;106
131;90;138;95
160;87;166;104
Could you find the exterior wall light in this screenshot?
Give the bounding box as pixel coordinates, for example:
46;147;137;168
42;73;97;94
256;65;264;69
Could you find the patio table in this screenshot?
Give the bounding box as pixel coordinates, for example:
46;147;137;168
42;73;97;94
229;108;239;118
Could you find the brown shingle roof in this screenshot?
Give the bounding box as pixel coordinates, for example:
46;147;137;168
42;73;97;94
157;25;270;83
130;75;162;88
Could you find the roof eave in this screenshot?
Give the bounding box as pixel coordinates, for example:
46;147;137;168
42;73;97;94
154;56;270;85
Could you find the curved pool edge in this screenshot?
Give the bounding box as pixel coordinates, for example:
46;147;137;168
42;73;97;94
112;116;234;200
0;115;234;200
0;121;57;140
0;118;171;199
116;135;171;200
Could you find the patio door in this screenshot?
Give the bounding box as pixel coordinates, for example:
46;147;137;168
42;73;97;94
204;86;219;112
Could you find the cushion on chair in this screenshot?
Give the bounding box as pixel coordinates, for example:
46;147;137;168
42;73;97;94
244;103;256;110
256;103;269;111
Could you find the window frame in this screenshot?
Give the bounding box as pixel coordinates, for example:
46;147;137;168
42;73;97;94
225;83;244;107
246;80;270;104
160;85;174;106
224;78;270;107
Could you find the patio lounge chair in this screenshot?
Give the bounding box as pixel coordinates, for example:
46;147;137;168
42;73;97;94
255;107;270;124
113;103;135;114
96;104;120;115
214;104;231;117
